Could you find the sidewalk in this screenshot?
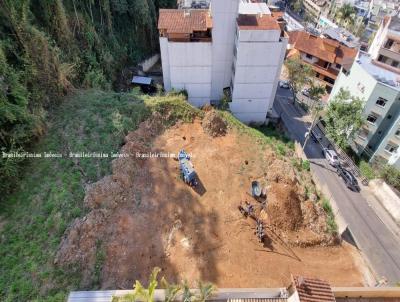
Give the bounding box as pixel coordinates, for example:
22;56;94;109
360;187;400;242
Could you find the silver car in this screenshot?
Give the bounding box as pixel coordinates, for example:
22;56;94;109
323;148;340;166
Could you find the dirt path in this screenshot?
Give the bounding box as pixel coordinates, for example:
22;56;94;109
56;118;365;289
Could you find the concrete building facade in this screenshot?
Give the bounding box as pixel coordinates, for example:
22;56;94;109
158;0;287;123
329;51;400;167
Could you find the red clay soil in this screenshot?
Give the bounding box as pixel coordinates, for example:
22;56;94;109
55;116;365;290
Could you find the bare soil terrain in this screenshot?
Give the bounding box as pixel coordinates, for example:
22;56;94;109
55;112;365;289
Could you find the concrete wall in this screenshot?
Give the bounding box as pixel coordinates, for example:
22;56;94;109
373;114;400;167
210;0;240;100
369;179;400;223
230;29;287;124
138;54;160;73
159;38;212;107
368;19;388;60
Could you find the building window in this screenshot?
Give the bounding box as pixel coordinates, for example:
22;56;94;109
376;97;387;107
323;61;330;69
388;114;392;119
378;55;388;63
385;39;394;49
336;63;341;69
323;76;335;84
392;60;399;68
306;53;313;60
395;128;400;137
367;113;378;124
384;143;398;154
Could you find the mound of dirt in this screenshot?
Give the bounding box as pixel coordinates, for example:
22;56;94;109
55;113;166;284
266;159;297;185
54;209;110;285
266;183;303;231
202;111;227;137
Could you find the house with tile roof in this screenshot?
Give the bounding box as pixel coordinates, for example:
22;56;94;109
158;0;288;124
287;30;358;94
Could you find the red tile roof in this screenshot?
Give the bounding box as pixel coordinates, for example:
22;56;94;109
237;14;281;30
158;9;212;34
288;31;357;65
293;276;336;302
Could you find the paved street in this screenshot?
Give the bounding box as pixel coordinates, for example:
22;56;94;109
273;87;400;285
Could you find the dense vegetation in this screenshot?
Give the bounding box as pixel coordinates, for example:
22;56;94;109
0;0;175;194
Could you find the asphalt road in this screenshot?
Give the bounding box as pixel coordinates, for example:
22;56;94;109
274;87;400;285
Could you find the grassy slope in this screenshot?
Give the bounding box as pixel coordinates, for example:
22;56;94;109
0;90;316;301
0;89;200;301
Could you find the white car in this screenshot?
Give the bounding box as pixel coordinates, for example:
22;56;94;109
279;80;290;89
323;148;340;166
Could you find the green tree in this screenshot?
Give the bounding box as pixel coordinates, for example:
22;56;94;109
292;0;302;13
302;82;326;149
285;56;315;103
324;88;364;149
335;3;356;28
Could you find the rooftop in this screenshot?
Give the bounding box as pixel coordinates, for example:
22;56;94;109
322;27;360;48
67;286;400;302
238;2;271;15
288;31;358;65
158;9;212;34
292;276;336;302
237;14;281;30
357;51;400;90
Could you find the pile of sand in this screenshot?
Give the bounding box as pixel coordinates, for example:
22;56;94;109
202;111;227;137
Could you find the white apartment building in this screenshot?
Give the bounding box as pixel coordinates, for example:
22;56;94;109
331;16;400;168
158;0;288;123
329;51;400;167
329;15;400;168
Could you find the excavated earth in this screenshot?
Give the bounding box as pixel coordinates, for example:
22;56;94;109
55;112;366;289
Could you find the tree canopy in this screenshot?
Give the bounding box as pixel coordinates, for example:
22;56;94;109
324;88;365;149
285;56;314;99
0;0;176;194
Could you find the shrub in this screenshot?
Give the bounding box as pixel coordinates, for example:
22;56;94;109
359;160;376;180
301;159;310;171
83;68;110;90
321;198;338;235
379;164;400;191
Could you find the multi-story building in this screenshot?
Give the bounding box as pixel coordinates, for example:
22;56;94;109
158;0;288;123
369;15;400;72
329;51;400;167
302;0;332;22
329;14;400;168
287;30;358;93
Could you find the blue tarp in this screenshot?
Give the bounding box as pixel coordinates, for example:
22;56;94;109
131;76;152;85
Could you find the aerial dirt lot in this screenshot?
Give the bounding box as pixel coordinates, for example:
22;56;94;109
55;111;365;289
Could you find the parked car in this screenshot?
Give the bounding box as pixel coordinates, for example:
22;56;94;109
310;130;322;143
323;148;340;166
279;80;290;89
336;166;360;192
